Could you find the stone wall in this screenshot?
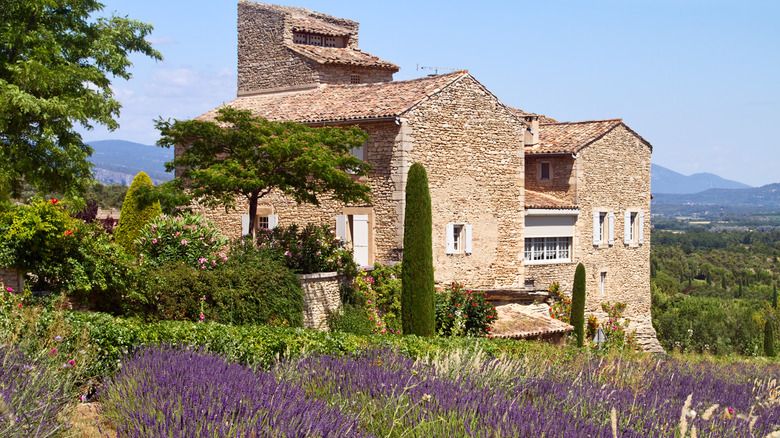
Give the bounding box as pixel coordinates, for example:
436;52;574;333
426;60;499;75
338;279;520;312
300;272;342;330
525;155;576;203
317;65;394;86
405;75;526;288
0;268;24;293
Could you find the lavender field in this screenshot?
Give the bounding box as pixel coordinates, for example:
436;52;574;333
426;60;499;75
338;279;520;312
97;345;780;437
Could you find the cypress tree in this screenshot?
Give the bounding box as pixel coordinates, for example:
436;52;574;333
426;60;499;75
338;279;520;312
401;163;434;336
571;263;587;348
115;172;162;253
765;320;776;357
773;284;778;309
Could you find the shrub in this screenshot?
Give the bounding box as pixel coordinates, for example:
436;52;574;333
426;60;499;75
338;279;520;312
571;263;586;347
591;302;640;352
0;199;132;296
136;242;303;327
401;163;434;336
327;303;376;336
136;212;228;270
765;319;775;357
114;172;161;253
548;282;571;324
255;223;355;275
435;282;497;337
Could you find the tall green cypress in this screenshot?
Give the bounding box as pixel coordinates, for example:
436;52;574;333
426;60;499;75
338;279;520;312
401;163;434;336
115;172;162;253
773;284;778;309
571;263;587;348
765;320;775;357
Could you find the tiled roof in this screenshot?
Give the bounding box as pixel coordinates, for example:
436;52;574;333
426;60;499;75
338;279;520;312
286;43;399;71
198;71;468;124
525;190;577;209
510;107;559;124
528;119;652;155
490;304;573;339
289;17;350;37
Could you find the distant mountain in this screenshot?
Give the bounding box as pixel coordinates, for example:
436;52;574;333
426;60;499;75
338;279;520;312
651;164;751;194
87;140;173;185
653;183;780;211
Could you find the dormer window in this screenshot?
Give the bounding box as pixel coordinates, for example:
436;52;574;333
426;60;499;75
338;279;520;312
293;32;345;48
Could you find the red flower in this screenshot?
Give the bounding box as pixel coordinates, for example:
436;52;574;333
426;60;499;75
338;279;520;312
63;230;73;236
50;198;58;205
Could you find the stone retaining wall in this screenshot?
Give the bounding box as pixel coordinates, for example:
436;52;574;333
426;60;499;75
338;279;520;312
0;268;24;293
300;272;343;330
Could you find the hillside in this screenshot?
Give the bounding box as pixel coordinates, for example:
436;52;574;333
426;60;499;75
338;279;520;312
87;140;173;185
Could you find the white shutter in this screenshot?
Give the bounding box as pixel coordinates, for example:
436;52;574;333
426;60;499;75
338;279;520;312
464;224;473;254
241;214;250;235
446;223;455;254
608;212;615;246
268;214;278;229
352;215;369;266
638;211;645;244
335;215;348;242
624;211;631;245
592;211;600;245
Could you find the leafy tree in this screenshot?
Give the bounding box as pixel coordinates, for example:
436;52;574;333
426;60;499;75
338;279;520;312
571;263;586;348
401;163;434;336
0;1;162;199
114;172;161;253
154;107;371;236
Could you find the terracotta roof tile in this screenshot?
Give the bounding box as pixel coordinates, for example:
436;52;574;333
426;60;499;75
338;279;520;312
529;119;652;154
286;43;399;71
510;107;559;124
491;304;573;339
525;189;577;209
198;71;468;124
289;17;350;37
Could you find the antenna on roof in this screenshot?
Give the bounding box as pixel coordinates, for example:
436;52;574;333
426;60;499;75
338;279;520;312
416;64;457;75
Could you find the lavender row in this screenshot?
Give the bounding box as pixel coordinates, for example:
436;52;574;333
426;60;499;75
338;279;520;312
99;345;373;438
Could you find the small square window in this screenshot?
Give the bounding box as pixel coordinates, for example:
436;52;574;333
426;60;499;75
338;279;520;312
257;216;269;230
324;36;338;47
293;33;308;44
350;74;362;84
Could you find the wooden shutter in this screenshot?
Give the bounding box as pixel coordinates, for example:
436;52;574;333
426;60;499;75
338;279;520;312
608;212;615;246
592;212;600;245
464;224;473;254
624;211;631;245
446;223;455;254
268;214;278;229
241;214;250;235
335;215;348;242
638;211;645;244
352;215;369;266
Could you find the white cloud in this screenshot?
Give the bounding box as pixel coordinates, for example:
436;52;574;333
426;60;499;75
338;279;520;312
79;65;236;145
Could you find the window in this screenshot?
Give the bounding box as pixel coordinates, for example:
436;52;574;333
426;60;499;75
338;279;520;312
350;74;362;84
293;32;345;48
540;162;551;181
624;211;644;245
593;211;614;246
524;237;571;263
241;213;278;235
336;212;373;266
446;223;472;255
600;272;607;296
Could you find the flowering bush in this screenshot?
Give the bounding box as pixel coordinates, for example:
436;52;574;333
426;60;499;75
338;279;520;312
347;265;403;334
136;212;228;270
255;223;355;275
591;302;640;351
435;282;497;337
0;199;133;296
548;282;572;324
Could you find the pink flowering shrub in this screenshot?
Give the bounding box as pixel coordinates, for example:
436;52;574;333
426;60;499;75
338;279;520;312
255;223;355;275
136;212;228;270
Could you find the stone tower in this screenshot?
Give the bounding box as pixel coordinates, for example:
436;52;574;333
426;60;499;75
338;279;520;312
237;1;399;96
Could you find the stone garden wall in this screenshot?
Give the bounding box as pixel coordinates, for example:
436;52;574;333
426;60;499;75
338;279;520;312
300;272;343;330
0;268;24;293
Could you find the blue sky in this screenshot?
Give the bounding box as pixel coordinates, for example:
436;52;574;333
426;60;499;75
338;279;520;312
81;0;780;187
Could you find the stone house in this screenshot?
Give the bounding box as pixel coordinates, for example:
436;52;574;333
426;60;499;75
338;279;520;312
187;1;661;350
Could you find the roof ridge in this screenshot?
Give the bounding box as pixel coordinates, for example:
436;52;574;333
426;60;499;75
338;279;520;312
540;118;622;126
